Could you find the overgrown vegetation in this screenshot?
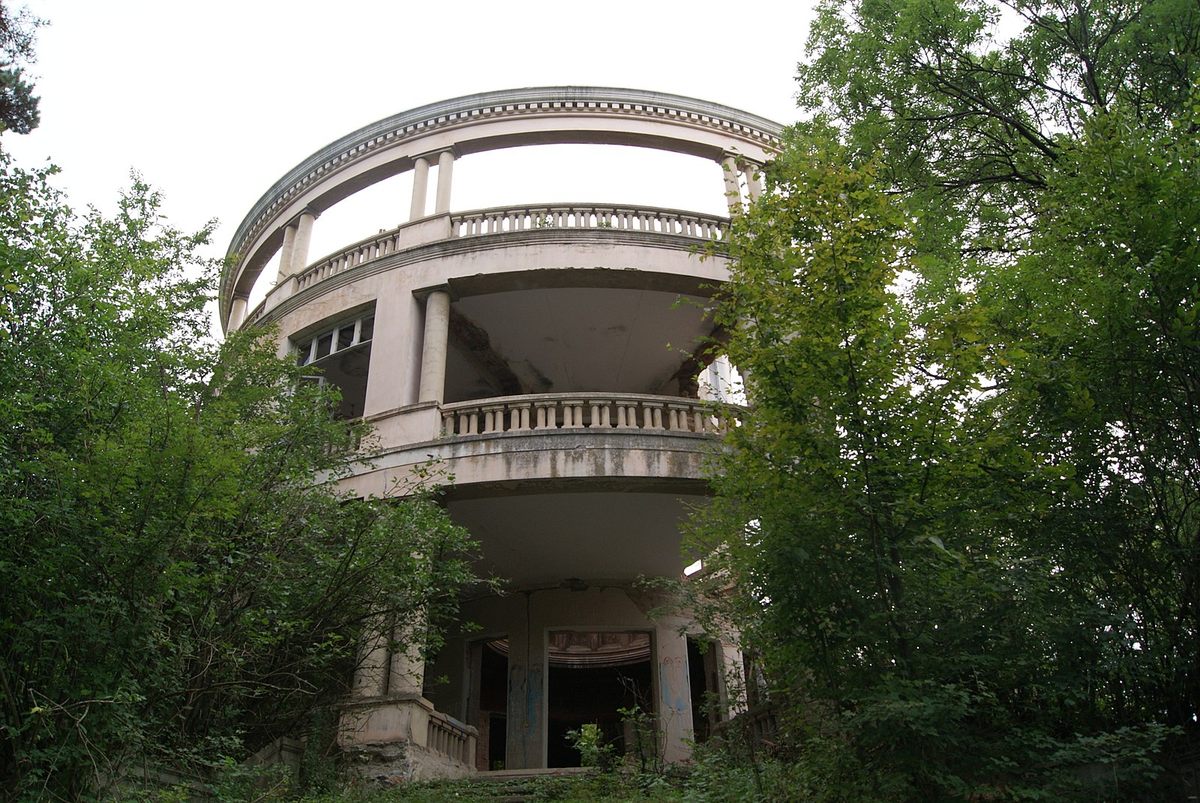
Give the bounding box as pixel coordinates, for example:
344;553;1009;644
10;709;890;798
0;156;479;799
2;0;1196;800
684;0;1200;800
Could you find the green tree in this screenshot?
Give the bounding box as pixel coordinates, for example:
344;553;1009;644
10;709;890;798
691;132;1155;800
793;0;1200;735
0;2;39;135
978;107;1200;730
799;0;1198;255
687;2;1197;797
0;155;479;799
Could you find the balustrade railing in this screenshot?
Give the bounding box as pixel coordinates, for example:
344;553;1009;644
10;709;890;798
453;204;728;241
440;392;732;438
291;204;727;294
295;227;409;292
426;711;474;765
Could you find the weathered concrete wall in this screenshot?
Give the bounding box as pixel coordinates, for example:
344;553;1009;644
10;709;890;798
344;429;717;498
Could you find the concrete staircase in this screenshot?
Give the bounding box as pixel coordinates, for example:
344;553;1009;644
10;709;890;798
430;767;597;801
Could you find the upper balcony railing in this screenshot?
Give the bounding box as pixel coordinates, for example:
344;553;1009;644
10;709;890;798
453;204;728;240
287;203;728;297
439;392;734;438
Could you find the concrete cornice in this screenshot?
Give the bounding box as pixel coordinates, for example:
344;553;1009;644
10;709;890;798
224;87;783;306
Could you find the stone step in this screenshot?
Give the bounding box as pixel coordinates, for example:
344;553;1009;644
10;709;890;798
474;766;594;782
439;767;598;801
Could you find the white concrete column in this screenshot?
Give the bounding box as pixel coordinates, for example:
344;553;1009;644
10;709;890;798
718;640;748;717
721;154;742;214
389;616;426;696
505;618;545;769
434;150;455;214
291;209;317;276
353;619;389;697
228;296;249;331
278;221;297;277
656;624;694;763
417;290;451;403
743;161;763;201
410;156;430;220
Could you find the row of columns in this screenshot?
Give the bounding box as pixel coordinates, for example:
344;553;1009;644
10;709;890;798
229;150;458;332
353;615;427;698
227;207;317;330
344;287;449;699
721;153;764;213
410;149;456;219
405;155;756;401
229;147;756;332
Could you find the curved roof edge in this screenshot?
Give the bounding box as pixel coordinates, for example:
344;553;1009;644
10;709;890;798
226;87;786;263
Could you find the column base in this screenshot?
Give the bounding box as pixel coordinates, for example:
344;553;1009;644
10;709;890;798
338;694;478;783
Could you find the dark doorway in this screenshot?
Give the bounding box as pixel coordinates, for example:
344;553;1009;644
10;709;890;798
471;639;509;770
687;637;719;742
546;630;653;768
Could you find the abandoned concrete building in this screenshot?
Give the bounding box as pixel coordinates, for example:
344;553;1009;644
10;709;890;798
219;87;782;777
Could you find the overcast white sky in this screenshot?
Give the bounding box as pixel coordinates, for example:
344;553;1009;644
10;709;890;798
5;1;813;325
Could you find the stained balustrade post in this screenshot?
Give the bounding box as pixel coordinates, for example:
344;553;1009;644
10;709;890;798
562;401;583;428
535;402;556;429
512;404;530;430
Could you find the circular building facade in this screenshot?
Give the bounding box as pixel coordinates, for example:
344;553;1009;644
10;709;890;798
222;87;782;776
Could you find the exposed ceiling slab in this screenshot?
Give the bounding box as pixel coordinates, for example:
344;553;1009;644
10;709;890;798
445;287;716;401
446;488;710;586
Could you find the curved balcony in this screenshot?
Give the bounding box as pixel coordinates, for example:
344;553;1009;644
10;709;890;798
440;392;731;438
345;392;738;500
244;203;728;328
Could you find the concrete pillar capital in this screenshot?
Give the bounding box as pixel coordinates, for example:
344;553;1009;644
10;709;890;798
414;145;459;162
285;206;320;228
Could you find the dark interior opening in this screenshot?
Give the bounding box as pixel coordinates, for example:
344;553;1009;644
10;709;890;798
545;630;653;768
478;641;508;770
296;312;374;420
319;345;370;419
687;636;718;743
